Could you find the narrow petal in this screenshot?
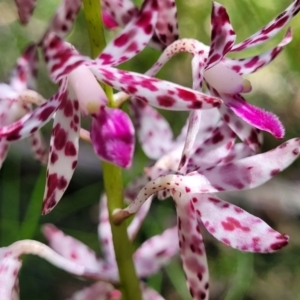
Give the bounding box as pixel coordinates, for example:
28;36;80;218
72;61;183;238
223;28;292;75
219;104;263;152
42;86;80;214
9;43;38;91
0;141;9;169
174;192;209;300
197;137;300;192
67;282;115;300
101;0;138;26
141;283;166;300
42;224;101;270
222;93;284;139
29;131;48;164
98;195;115;265
196;194;289;252
98;0;158;66
90;66;221;110
134;226;179;278
130;98;174;159
186;122;236;173
231;0;300;51
206;2;235;69
127;196;153;241
14;0;37;24
42;33;87;82
0;86;65;141
46;0;82;38
155;0;178;47
90;106;134;168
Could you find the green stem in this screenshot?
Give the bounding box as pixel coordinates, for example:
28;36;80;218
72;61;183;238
82;1;142;299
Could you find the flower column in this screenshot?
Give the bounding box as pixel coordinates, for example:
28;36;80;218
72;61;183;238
82;0;142;299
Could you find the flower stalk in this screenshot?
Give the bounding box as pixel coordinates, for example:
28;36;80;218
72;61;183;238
82;1;142;299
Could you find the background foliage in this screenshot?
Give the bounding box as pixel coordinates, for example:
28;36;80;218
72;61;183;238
0;0;300;299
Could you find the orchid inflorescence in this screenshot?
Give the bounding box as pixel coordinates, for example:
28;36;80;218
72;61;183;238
1;0;300;299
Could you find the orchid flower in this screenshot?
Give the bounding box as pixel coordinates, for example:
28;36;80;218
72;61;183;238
113;116;300;299
0;44;47;168
0;239;98;300
41;193;178;300
132;0;299;157
0;0;221;215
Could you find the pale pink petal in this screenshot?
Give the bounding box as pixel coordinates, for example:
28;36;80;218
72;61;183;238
98;0;158;66
141;283;166;300
231;0;300;52
102;11;118;29
42;224;102;270
98;195;115;265
46;0;82;38
127;196;153;241
130;98;174;159
219;104;263;152
9;43;38;91
174;192;209;300
67;282;115;300
134;226;178;278
42;86;80;214
155;0;178;47
196;194;289;252
28;131;48;164
223;28;292;75
101;0;137;26
206;2;235;69
90;66;221;110
14;0;37;24
90;106;134;168
220;143;255;164
222;93;284;139
186;122;236;173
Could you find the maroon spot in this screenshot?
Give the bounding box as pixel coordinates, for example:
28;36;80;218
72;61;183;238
177;88;197;102
270;240;288;250
39;106;55;121
54;128;67;150
50;152;59;164
58;176;68;190
211;131;224;144
64;100;73;117
65;141;77;156
157;95;175;107
270;169;280;176
72;160;77;169
221;217;250;232
185;187;191;192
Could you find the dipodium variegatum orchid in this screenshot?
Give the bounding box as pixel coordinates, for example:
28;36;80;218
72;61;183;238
2;0;300;299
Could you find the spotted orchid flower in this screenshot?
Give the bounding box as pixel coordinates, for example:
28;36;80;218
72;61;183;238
135;0;299;156
0;44;47;168
113;117;300;299
41;193;178;300
0;0;222;215
0;239;99;300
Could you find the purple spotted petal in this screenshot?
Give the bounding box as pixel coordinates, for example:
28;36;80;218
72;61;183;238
219;104;263;152
155;0;178;47
29;131;48;164
223;28;292;75
220;142;255;164
101;0;138;26
98;0;158;66
45;0;82;39
0;81;66;142
14;0;37;24
196;194;289;252
174;192;209;300
222;93;284;139
98;195;115;265
90;106;134;168
130;98;175;159
67;282;115;300
42;224;102;270
90;66;221;110
231;0;300;52
9;43;38;91
134;226;178;278
42;86;80;214
206;2;236;69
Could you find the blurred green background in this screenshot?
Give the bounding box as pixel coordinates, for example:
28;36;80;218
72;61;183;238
1;0;300;299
